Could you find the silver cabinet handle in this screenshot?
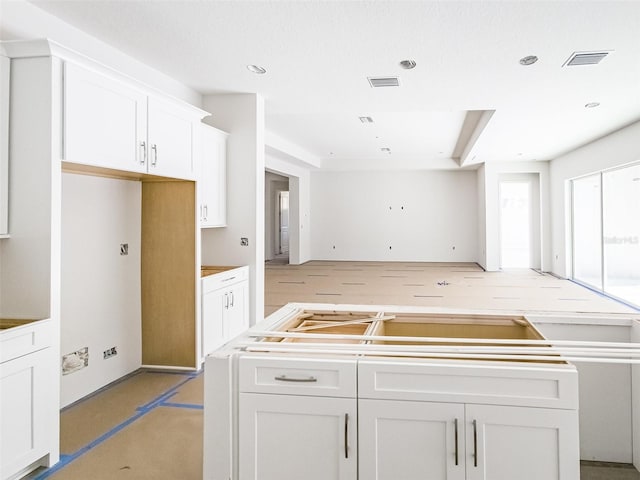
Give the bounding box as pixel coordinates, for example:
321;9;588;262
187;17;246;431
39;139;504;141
222;276;236;283
230;291;234;307
139;141;147;165
274;375;317;383
473;419;478;467
224;293;229;309
203;204;208;221
200;205;203;221
151;143;158;166
454;418;459;466
344;413;349;459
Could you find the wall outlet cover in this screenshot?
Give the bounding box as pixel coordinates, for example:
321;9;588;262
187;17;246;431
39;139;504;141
240;237;249;246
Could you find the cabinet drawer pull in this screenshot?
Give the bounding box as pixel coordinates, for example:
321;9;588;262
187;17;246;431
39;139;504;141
224;293;229;309
222;276;236;282
139;141;147;164
454;418;459;466
230;291;235;307
274;375;318;383
473;419;478;467
203;204;208;221
344;413;349;459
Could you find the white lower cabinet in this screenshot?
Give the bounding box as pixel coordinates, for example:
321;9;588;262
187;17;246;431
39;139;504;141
466;404;579;480
1;320;58;480
239;393;357;480
201;266;249;356
359;399;465;480
359;400;579;480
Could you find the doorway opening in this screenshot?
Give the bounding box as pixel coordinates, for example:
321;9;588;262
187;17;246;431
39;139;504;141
499;180;532;268
278;191;289;256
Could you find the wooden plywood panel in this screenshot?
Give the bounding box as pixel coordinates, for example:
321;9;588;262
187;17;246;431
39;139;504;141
142;181;196;367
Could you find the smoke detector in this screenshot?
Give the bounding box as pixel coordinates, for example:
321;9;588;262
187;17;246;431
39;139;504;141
359;116;374;123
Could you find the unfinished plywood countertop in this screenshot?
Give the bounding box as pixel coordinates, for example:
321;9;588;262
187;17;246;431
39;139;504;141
201;265;241;278
0;317;45;330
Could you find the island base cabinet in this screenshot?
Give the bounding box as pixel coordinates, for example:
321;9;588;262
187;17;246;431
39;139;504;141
239;393;357;480
359;399;465;480
358;400;579;480
467;404;580;480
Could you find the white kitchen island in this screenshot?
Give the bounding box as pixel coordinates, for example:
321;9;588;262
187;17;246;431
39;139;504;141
203;303;581;480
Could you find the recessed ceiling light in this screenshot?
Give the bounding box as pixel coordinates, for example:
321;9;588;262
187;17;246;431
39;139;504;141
247;64;266;74
585;102;600;108
519;55;538;66
381;147;391;153
359;116;374;123
399;60;417;70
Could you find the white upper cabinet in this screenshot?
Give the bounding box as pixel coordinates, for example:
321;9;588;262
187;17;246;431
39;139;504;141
63;62;205;180
64;62;147;173
147;96;196;179
199;124;228;227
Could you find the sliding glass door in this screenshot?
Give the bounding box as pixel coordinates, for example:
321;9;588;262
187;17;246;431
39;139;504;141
571;163;640;307
602;164;640;306
572;174;602;290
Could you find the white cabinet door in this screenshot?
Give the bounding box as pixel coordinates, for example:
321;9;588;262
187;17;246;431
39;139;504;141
239;393;357;480
64;62;147;172
200;125;227;227
0;348;55;480
201;287;226;355
359;399;465;480
226;282;248;339
465;404;579;480
147;97;195;180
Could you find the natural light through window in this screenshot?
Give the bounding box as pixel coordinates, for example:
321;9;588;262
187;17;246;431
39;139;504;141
571;163;640;308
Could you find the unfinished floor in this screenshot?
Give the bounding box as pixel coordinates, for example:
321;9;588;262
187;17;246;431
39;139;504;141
30;262;639;480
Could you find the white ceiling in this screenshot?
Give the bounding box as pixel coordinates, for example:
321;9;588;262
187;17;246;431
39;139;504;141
18;1;640;170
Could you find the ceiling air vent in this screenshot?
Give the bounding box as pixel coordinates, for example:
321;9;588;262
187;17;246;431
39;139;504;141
367;76;400;88
563;51;610;67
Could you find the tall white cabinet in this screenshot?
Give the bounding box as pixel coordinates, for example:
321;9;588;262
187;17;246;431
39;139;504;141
199;124;228;227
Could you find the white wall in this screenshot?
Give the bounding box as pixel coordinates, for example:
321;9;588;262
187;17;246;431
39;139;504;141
264;172;288;261
0;0;201;105
60;173;141;407
201;94;265;323
310;170;477;262
535;321;633;463
550;120;640;278
480;161;551;271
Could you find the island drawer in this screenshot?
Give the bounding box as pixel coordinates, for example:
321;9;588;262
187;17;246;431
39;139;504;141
239;356;357;398
1;319;54;364
358;359;579;409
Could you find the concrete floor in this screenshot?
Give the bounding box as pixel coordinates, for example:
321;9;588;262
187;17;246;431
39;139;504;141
28;262;640;479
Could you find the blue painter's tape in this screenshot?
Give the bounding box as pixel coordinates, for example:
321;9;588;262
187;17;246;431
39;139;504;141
160;402;204;410
35;372;198;479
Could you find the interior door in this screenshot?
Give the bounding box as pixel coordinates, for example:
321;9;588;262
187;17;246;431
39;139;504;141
279;191;289;254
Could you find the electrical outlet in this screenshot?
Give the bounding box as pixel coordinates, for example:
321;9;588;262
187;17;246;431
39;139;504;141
103;346;118;359
240;237;249;246
120;243;128;256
